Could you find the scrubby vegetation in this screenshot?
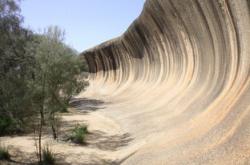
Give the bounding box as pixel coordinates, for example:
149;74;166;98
41;145;55;165
0;0;37;135
0;0;89;164
0;145;10;161
0;0;88;136
70;124;88;144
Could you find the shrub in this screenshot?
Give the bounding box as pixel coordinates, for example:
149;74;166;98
0;145;10;160
42;145;55;165
59;107;68;113
70;124;88;144
0;117;13;135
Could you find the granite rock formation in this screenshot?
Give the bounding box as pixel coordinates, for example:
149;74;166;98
81;0;250;164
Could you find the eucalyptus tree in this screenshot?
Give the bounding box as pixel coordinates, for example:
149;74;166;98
0;0;35;135
27;26;88;137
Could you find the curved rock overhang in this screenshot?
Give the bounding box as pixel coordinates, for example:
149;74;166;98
81;0;250;164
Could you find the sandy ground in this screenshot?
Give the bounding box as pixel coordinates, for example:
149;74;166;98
0;101;137;165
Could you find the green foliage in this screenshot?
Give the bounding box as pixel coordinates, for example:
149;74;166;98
0;0;36;135
26;26;88;139
0;145;10;160
0;1;89;163
42;145;55;165
27;26;88;113
70;124;88;144
0;117;15;135
0;1;89;138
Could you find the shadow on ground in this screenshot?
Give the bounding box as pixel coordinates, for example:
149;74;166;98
60;124;133;152
4;131;133;165
69;98;105;112
56;153;119;165
86;131;133;151
1;98;134;165
1;145;121;165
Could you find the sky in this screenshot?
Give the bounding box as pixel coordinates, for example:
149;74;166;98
20;0;145;53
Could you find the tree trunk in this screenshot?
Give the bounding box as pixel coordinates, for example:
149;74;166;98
38;72;46;164
38;116;43;164
40;109;45;125
51;123;57;140
50;112;57;140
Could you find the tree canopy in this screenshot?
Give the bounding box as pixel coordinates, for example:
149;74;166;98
0;0;88;135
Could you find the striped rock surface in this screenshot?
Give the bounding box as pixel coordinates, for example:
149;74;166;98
81;0;250;164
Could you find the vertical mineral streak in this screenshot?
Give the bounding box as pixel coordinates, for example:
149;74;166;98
81;0;250;164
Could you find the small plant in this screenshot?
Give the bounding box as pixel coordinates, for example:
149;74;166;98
42;145;55;165
70;124;88;144
0;145;10;161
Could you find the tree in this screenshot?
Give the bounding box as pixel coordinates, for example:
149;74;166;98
0;0;35;135
26;26;88;163
0;1;89;162
28;26;88;134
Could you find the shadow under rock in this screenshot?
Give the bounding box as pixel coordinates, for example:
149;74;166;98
69;98;105;112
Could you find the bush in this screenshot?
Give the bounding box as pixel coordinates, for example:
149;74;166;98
0;145;10;160
42;145;55;165
59;107;68;113
70;124;88;144
0;117;13;135
0;116;27;136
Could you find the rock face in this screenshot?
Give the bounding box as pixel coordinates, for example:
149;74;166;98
81;0;250;164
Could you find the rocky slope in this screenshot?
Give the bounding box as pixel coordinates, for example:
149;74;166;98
81;0;250;164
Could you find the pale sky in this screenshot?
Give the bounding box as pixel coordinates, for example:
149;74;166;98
20;0;145;53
